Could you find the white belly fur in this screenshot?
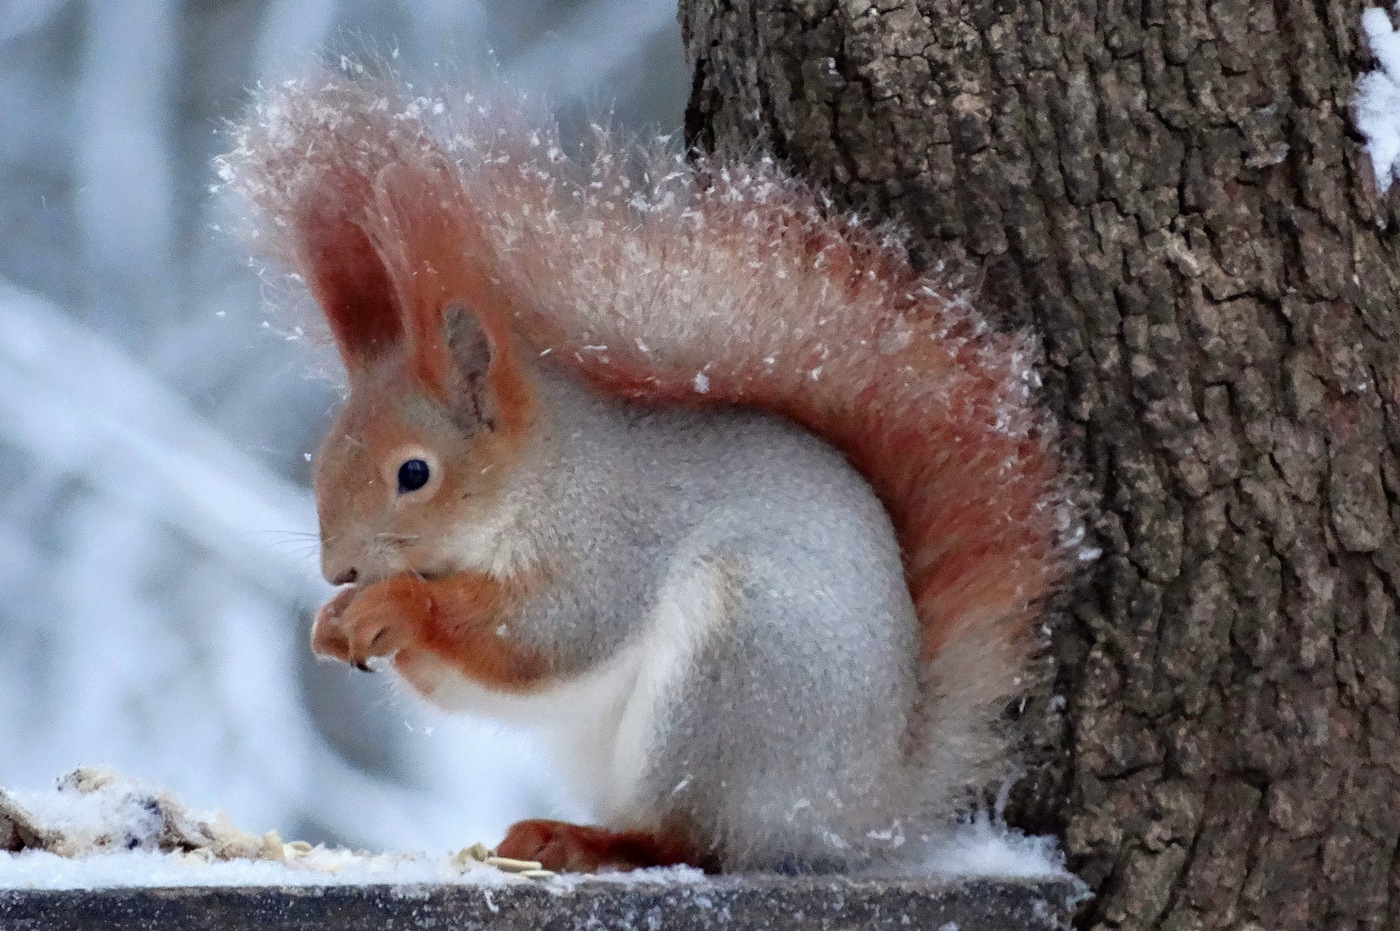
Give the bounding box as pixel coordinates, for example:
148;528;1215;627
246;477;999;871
404;558;732;824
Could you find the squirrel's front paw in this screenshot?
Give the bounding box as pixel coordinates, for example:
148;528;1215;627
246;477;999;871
311;576;431;670
310;587;358;665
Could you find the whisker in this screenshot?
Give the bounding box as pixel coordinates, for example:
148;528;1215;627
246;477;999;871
377;533;420;544
257;541;322;556
248;537;323;558
247;529;321;540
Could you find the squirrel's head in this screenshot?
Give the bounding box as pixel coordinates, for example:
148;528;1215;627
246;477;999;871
314;306;535;587
288;157;536;587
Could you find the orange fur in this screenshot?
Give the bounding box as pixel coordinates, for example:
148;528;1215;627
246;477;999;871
311;361;534;583
312;570;549;692
291;170;403;370
504;189;1069;668
497;819;709;873
366;160;536;440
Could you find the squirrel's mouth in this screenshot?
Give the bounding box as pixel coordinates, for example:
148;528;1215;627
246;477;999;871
400;562;450;584
337;570;446;590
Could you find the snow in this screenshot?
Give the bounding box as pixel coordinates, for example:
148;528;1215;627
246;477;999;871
0;767;529;890
1357;5;1400;192
1;832;1063;891
917;815;1070;881
0;768;711;892
0;829;1067;891
0;848;714;892
0;849;508;891
1;769;1066;890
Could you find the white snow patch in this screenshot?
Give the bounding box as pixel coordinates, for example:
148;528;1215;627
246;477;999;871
0;848;515;890
0;772;1068;891
0;844;707;892
918;815;1070;881
1357;5;1400;192
0;768;707;891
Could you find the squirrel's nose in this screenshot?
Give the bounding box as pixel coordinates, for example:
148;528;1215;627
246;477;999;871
330;567;358;586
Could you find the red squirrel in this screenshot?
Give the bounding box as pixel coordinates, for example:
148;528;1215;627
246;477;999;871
221;74;1074;873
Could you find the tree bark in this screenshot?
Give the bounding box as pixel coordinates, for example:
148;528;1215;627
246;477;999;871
678;1;1400;929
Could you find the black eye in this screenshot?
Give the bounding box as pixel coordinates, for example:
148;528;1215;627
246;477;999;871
397;458;431;494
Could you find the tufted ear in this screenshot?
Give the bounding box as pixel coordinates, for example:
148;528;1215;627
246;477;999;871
290;170;403;372
363;158;535;437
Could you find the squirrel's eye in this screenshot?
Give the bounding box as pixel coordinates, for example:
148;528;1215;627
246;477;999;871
397;458;431;494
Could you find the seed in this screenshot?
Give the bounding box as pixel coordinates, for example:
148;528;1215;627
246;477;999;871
485;855;545;872
450;843;494;867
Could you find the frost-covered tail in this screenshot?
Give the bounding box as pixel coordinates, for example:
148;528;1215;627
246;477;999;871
502;164;1069;659
221;73;1077;865
493;144;1076;806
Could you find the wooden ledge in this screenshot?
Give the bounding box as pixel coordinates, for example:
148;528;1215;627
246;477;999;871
0;875;1084;930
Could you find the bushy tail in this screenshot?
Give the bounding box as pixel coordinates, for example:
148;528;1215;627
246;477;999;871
501;164;1072;666
223;73;1076;783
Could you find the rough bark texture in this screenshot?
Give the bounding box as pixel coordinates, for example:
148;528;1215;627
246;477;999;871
679;2;1400;929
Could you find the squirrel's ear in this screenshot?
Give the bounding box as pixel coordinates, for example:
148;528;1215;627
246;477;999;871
363;157;535;436
437;304;533;433
444;304;495;386
291;175;403;372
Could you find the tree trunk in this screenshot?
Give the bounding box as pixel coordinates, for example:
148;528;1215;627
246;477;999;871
678;1;1400;928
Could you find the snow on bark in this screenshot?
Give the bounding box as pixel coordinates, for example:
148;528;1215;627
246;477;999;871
1357;6;1400;193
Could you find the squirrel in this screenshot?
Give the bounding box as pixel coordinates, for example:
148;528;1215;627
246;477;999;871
221;73;1074;874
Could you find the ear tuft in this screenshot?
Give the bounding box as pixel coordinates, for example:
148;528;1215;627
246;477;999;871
224;74;435;376
292;180;402;370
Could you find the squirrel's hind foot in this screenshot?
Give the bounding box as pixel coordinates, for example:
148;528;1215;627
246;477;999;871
496;819;707;874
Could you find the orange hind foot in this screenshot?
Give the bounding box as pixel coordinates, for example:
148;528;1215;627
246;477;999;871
496;819;704;873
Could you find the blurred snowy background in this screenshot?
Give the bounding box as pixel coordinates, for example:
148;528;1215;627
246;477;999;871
0;0;685;852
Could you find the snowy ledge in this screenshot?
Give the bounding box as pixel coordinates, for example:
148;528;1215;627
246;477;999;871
1;770;1084;929
0;875;1081;931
